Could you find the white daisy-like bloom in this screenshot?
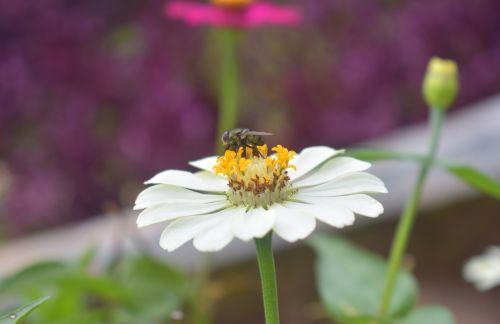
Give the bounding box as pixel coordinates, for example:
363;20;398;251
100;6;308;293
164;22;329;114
134;145;387;252
463;246;500;291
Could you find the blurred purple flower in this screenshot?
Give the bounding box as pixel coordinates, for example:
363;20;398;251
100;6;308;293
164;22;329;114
5;170;74;231
0;0;215;234
1;0;500;234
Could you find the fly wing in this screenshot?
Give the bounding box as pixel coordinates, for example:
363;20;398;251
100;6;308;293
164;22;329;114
243;131;273;138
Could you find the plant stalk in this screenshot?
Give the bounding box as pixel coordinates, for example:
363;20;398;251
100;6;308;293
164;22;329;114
255;233;280;324
379;108;445;318
215;28;240;154
190;28;242;324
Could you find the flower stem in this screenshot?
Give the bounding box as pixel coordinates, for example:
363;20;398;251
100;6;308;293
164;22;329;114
379;108;445;318
255;233;280;324
215;28;241;154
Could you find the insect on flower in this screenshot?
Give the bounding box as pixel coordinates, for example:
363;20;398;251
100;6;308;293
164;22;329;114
221;128;273;157
134;131;387;252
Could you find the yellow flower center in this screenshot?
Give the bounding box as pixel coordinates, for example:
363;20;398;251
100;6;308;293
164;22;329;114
211;0;253;8
213;144;297;208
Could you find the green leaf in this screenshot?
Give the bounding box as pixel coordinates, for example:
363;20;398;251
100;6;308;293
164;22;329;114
117;254;189;297
348;148;500;200
0;261;66;290
310;235;418;323
0;254;190;324
0;296;50;323
111;255;190;322
0;260;128;322
396;306;455;324
58;275;132;302
0;261;70;299
442;164;500;199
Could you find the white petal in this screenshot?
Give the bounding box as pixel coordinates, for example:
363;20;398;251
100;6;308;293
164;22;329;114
134;184;225;210
145;170;227;192
285;201;355;228
193;208;242;252
298;172;387;196
287;146;344;181
271;204;316;242
233;207;276;241
160;212;226;252
137;200;228;227
293;156;371;188
189;156;218;173
298;194;384;218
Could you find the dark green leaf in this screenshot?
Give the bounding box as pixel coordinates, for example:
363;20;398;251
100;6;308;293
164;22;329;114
0;296;50;323
310;235;418;323
58;275;132;302
42;312;103;324
0;260;127;322
0;254;190;323
396;306;455;324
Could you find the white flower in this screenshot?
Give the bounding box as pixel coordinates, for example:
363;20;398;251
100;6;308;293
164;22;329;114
463;246;500;291
134;145;387;252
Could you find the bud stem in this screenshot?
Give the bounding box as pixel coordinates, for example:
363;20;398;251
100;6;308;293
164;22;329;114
379;108;445;318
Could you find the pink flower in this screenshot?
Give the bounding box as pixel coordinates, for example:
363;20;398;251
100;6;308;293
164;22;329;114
166;0;301;28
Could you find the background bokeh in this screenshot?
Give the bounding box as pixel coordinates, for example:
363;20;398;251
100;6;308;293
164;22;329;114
1;0;500;235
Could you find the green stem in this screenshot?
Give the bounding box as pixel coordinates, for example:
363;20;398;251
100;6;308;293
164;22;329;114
215;28;241;154
379;108;445;318
255;233;280;324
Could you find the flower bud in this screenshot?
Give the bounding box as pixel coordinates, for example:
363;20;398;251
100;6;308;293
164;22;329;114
422;57;459;110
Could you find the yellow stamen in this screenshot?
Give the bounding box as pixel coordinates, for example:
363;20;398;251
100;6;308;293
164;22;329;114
245;146;253;158
212;144;297;207
239;157;251;172
257;144;268;157
236;147;244;158
272;145;296;169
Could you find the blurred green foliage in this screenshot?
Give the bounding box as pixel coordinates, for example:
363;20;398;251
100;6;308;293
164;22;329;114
395;307;454;324
0;251;190;324
310;235;418;322
310;235;455;324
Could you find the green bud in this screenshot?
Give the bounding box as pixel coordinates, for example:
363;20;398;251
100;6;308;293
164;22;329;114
422;57;459;110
